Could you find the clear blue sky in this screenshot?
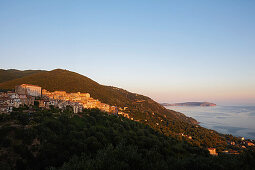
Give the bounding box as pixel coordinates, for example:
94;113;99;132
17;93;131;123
1;0;255;105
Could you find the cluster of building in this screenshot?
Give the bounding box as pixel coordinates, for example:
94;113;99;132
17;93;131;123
0;84;129;119
42;89;113;113
0;84;38;113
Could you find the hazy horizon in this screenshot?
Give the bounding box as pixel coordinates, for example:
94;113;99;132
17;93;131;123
1;0;255;106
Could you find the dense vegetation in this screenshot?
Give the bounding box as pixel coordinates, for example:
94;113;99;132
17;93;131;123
0;108;254;170
0;69;236;148
0;69;45;83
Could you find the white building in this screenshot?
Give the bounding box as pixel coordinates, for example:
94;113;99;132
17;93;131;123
15;84;42;97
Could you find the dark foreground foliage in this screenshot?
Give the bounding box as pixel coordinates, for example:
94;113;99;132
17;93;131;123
0;109;255;170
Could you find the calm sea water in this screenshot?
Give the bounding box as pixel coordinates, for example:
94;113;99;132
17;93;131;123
165;106;255;140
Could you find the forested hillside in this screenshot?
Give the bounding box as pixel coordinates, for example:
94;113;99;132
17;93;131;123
1;108;254;170
0;69;233;148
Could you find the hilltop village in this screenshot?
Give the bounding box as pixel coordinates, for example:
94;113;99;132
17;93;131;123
0;84;129;118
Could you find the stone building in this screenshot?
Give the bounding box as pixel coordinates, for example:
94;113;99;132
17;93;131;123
15;84;42;97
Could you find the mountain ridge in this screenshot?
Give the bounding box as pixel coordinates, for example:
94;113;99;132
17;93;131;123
0;69;45;84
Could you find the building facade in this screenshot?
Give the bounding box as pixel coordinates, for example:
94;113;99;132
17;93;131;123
15;84;42;97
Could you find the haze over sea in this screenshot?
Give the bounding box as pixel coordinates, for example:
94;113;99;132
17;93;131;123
166;105;255;140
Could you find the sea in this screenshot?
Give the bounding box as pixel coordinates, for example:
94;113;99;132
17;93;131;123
165;105;255;140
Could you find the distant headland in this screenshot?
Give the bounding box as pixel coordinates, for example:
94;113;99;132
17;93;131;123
161;102;216;107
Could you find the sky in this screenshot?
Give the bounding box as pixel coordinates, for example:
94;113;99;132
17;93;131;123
0;0;255;106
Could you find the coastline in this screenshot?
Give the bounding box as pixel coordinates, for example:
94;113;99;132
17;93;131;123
166;105;255;140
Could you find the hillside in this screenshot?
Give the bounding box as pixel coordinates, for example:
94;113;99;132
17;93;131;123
162;102;217;107
0;69;195;123
0;69;45;84
0;69;230;148
1;108;254;170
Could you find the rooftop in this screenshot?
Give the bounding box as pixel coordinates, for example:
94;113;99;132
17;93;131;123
19;84;41;88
